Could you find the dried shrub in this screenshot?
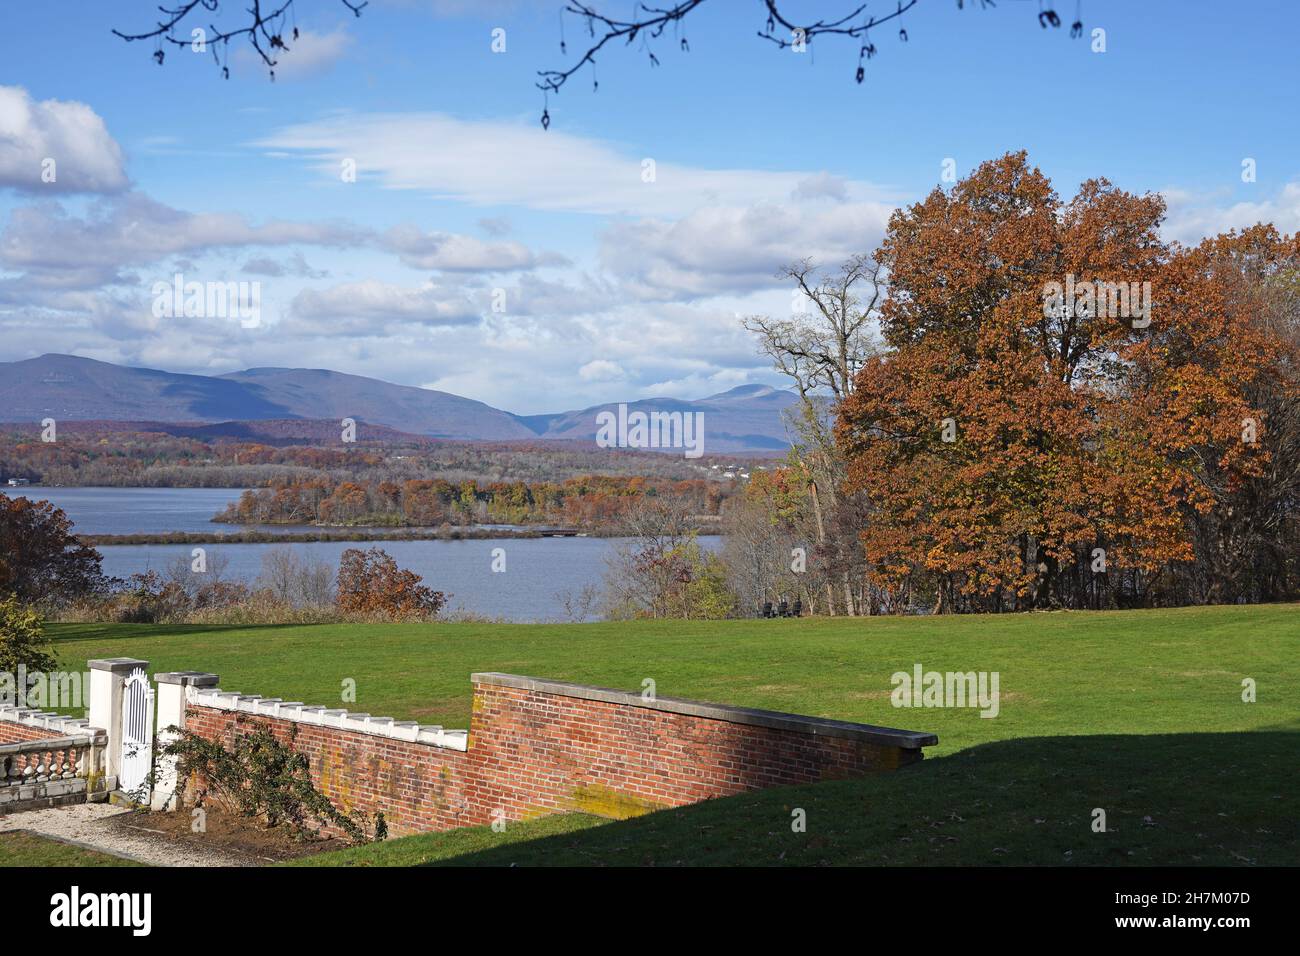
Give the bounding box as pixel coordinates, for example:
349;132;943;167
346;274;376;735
164;718;385;845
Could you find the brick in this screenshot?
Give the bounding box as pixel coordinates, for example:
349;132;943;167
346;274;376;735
179;673;935;838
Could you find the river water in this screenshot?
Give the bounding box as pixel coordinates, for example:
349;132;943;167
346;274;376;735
3;486;718;622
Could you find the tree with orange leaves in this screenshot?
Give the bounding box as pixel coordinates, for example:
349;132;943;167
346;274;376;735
335;548;447;620
837;152;1296;612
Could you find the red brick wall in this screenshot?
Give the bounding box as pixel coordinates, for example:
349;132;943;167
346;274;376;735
183;706;477;835
467;682;919;824
0;720;67;744
184;676;929;837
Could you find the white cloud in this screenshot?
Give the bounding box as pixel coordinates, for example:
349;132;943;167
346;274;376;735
0;192;561;292
791;172;851;202
381;225;564;271
600;198;894;299
242;252;329;279
493;273;620;316
234;28;352;80
256;112;896;217
1160;183;1300;246
0;86;128;193
286;279;481;335
578;359;625;382
253;111;898;301
0;192;365;286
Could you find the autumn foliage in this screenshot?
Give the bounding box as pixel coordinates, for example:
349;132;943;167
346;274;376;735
215;475;729;529
335;547;447;620
0;495;105;606
838;152;1300;612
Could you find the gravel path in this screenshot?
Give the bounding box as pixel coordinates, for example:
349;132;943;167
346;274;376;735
0;803;256;867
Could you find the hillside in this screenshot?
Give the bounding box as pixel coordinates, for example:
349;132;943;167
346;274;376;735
218;366;533;441
0;354;797;452
540;384;797;452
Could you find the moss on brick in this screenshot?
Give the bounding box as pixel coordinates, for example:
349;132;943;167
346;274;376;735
565;784;667;820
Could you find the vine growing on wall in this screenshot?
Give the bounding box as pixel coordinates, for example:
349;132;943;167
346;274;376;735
162;718;386;844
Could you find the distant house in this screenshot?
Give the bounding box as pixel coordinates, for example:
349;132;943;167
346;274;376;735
6;478;31;487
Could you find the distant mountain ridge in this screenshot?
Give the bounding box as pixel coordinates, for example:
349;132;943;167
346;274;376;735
0;354;797;453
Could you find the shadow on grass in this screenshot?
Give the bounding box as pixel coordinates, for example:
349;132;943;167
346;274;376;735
429;730;1299;867
47;621;323;645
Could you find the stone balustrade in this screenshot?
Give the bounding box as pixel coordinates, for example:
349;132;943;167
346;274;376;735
0;731;108;812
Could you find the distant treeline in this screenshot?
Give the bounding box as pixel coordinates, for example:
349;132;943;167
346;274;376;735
0;423;762;489
212;476;732;529
77;527;574;546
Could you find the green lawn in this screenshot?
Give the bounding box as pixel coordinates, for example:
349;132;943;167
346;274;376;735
285;726;1297;867
46;605;1300;866
279;812;605;867
0;831;142;867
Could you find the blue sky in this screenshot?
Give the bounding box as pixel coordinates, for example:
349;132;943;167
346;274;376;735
1;0;1298;412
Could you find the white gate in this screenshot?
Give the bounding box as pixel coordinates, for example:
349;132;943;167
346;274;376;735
119;667;155;796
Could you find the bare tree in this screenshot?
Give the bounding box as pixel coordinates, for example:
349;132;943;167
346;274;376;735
742;256;883;615
535;1;1088;125
260;546;298;603
721;487;822;615
113;0;367;78
745;255;883;404
554;583;600;623
258;546;335;607
602;493;729;619
112;2;1090;123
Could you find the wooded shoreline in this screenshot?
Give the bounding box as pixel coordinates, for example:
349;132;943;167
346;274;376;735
78;525;722;546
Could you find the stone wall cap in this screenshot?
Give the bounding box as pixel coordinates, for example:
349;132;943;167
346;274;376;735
187;693;468;750
471;673;939;749
0;733;94;754
0;705;105;739
156;671;220;686
88;658;150;673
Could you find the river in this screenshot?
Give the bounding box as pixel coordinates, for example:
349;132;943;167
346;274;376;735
3;486;718;622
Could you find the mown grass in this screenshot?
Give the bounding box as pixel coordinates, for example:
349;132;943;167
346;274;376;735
46;604;1300;866
278;812;605;867
284;728;1299;867
0;831;142;867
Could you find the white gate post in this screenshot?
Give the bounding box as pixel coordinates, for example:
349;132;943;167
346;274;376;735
152;671;220;811
87;658;149;792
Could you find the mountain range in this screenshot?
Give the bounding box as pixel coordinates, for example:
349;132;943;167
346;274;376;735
0;354;798;453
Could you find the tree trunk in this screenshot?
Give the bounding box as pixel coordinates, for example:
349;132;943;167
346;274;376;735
807;477;837;615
